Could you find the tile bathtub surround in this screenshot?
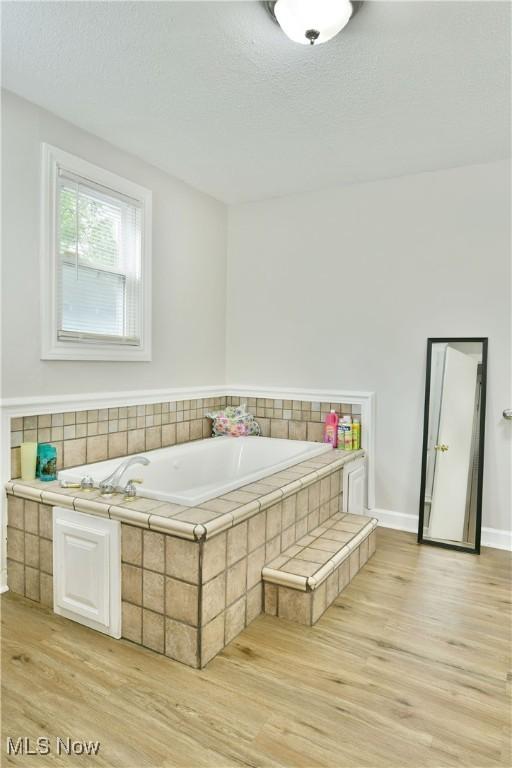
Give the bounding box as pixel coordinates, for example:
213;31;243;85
6;496;54;607
262;517;378;626
226;396;361;442
6;450;364;668
9;397;227;479
6;448;361;543
9;394;362;479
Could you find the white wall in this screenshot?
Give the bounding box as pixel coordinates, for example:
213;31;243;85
226;161;511;532
1;90;227;398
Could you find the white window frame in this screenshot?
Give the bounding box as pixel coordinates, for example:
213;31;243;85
40;143;152;361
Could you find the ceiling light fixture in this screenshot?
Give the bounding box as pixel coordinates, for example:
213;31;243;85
266;0;361;46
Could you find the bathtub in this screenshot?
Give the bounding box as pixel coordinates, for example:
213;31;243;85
58;436;332;506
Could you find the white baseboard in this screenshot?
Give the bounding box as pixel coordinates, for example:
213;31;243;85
367;508;512;551
481;527;512;552
367;507;418;533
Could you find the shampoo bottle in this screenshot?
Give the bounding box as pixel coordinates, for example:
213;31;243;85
352;417;361;450
342;415;353;450
323;409;339;447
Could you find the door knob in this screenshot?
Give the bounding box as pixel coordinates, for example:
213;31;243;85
434;444;449;452
503;409;512;420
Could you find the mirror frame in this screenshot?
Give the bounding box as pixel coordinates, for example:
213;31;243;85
417;337;488;554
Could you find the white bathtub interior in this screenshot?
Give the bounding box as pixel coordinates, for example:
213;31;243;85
58;436;333;506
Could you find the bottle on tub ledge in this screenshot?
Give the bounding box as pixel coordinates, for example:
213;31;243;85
323;409;339;448
337;415;361;451
352;416;361;450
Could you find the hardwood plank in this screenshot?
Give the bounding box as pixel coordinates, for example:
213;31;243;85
2;528;510;767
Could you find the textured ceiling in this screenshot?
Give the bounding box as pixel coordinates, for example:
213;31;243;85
2;1;510;203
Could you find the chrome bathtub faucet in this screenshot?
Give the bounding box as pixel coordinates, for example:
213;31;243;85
99;455;150;496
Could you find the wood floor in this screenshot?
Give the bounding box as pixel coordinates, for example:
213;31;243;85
1;528;510;768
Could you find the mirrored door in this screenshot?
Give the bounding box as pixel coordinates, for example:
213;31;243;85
418;338;487;553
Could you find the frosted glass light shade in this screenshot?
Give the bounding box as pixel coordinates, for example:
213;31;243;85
274;0;354;45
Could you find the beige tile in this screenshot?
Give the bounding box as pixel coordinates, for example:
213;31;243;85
326;570;338;605
247;544;265;590
38;504;53;540
10;447;21;478
295;516;308;539
23;501;38;533
310;537;339;554
176;422;190;444
122;601;142;643
226;558;247;606
143;530;165;573
201;612;225;667
307;422;324;442
282;495;296;529
307;510;320;532
25;566;40;602
166;577;199;626
7;528;24;563
320;477;331;505
248;511;266;552
190;419;203;441
312;581;327;624
338;559;350;592
11;431;23;449
202;571;226;625
165;618;198;668
349;548;360;580
288;421;307;441
227;522;247;566
86;435;108;463
202;533;227;582
40;538;53;575
308;482;320;510
161;424;176;447
40;572;53;607
360;536;369;565
225;596;246;644
8;496;24;530
264;583;278;616
278;586;311;625
270;420;289;439
143;570;164;614
265;535;280;563
63;438;87;469
281;525;295;552
246;582;262;624
146;426;162;451
266;501;282;540
121;524;142;566
369;530;377;556
295;547;325;564
127;429;145;455
7;559;24;595
296;488;308;519
122;564;142;605
142;609;165;654
108;432;128;459
330;470;342;499
281;558;319;578
166;536;200;584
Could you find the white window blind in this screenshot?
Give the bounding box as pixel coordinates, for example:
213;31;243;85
56;168;143;345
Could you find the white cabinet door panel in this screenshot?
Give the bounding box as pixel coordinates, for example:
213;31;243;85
53;508;121;638
343;458;367;515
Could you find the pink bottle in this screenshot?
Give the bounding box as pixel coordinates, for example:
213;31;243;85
323;409;339;447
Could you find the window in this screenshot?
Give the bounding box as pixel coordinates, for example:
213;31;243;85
41;144;152;360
